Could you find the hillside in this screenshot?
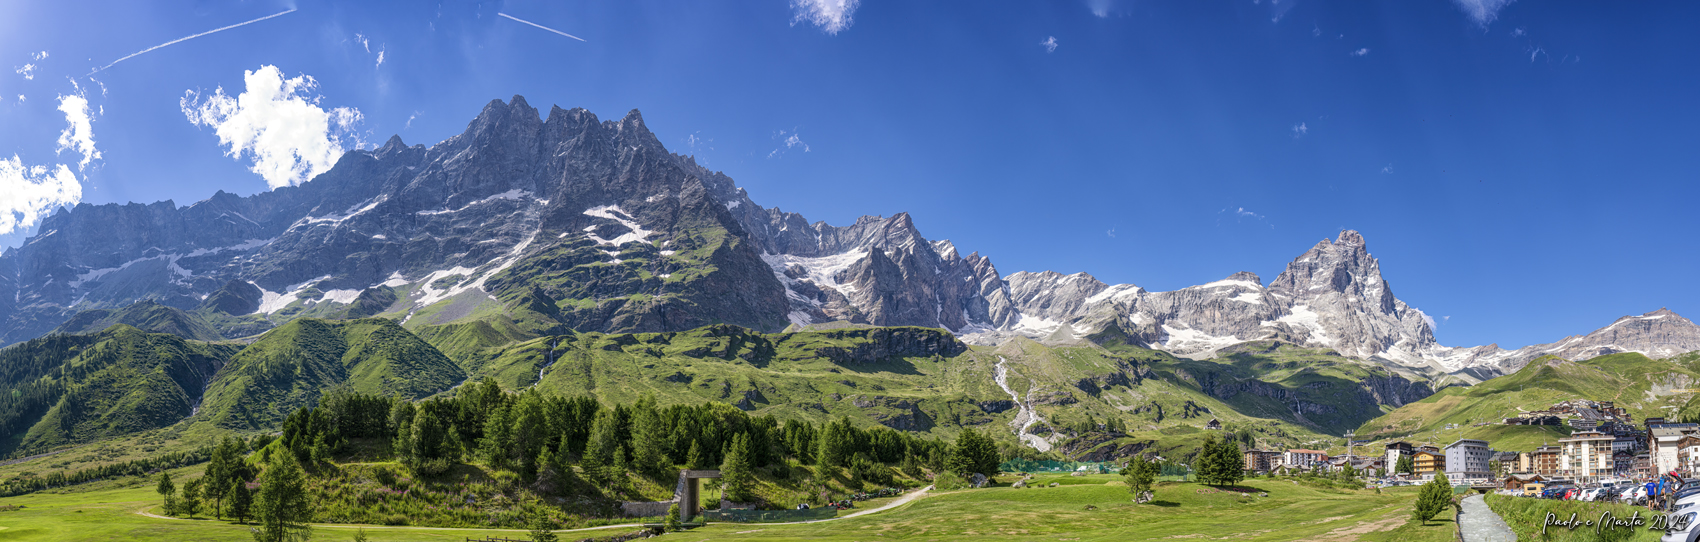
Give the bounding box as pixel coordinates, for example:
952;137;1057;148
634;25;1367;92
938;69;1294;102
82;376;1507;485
0;325;240;455
49;300;225;341
195;318;465;431
1356;351;1700;451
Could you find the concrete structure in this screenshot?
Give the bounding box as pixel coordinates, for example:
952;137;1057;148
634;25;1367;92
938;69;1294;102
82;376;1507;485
1559;431;1614;482
1531;445;1562;476
676;469;722;523
1652;427;1698;474
1385;441;1413;471
1243;449;1282;472
1615;450;1636;477
1284;449;1327;469
1678;436;1700;474
620;469;723;523
1445;439;1494;482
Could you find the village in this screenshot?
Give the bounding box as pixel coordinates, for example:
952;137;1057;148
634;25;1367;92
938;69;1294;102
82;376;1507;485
1240;400;1700;497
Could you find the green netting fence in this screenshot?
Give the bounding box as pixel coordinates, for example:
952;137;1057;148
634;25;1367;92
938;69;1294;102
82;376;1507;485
998;459;1119;474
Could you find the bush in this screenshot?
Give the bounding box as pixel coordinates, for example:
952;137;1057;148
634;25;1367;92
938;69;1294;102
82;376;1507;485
933;471;970;490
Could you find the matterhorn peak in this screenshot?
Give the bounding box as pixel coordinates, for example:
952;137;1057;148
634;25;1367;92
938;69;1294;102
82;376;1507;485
1336;229;1366;246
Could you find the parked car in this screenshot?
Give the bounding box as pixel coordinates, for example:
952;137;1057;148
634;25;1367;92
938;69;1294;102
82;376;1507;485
1661;493;1700;542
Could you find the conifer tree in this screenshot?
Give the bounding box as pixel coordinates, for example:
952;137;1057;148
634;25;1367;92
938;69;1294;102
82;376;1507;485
1214;437;1244;487
629;394;670;475
686;439;706;470
480;402;515;471
180;478;203;518
254;450;312;542
156;472;176;516
1197;435;1224;486
528;516;559;542
1413;472;1452;524
947;429;1000;478
1125;454;1158;502
664;503;683;532
584;409;621;480
721;433;755;503
1395;454;1415;475
228;479;254;525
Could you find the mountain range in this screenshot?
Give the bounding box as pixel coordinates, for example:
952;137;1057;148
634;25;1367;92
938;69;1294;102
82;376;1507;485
3;96;1697;384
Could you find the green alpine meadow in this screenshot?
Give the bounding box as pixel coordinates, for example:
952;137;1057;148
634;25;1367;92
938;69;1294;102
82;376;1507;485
2;3;1697;540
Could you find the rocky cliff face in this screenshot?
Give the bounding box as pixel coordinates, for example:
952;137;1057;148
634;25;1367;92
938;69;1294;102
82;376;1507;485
1;97;1692;384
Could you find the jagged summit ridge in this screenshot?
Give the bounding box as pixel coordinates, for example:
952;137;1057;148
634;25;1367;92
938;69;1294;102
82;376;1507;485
0;97;1691;384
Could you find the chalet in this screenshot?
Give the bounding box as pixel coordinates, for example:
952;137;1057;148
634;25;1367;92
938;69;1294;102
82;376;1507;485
1502;473;1546;491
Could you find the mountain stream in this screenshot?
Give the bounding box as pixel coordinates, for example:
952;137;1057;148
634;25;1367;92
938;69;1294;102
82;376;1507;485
994;356;1052;452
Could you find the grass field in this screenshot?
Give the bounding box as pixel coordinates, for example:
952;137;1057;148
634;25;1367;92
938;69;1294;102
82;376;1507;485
0;470;1457;541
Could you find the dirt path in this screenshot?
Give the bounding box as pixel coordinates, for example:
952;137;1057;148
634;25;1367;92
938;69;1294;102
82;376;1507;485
133;485;935;533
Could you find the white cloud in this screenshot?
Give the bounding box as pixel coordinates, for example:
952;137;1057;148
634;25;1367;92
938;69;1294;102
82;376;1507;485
790;0;859;34
784;132;809;152
405;110;421;129
1350;48;1370;57
375;47;386;69
1106;227;1115;238
15;64;37;80
1291;122;1307;137
1420;312;1437;330
1085;0;1114;17
55;91;101;170
1452;0;1515;28
766;130;810;159
1042;36;1058;53
0;156;82;235
1510;27;1526;37
180;65;364;189
15;95;24;104
31;51;48;61
356;33;370;53
1380;164;1394;174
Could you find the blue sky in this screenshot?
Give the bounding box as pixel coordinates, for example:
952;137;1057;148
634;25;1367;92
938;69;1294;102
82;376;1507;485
1;0;1695;349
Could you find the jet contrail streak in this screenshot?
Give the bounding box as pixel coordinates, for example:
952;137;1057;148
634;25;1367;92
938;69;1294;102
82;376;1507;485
92;9;297;74
498;13;586;42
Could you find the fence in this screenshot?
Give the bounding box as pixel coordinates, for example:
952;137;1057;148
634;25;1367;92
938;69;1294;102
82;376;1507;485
998;459;1119;474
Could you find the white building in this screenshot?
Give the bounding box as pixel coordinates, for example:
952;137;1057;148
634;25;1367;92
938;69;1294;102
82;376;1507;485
1444;439;1493;482
1560;431;1615;482
1653;427;1697;474
1284;449;1327;469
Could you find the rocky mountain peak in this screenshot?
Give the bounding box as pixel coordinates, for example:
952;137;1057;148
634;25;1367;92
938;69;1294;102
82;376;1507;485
1225;271;1263;286
1337;229;1366;246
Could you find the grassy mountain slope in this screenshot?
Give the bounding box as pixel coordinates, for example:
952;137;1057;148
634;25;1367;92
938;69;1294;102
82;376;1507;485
1357;351;1700;451
197;318;466;430
49;301;224;341
0;325;239;455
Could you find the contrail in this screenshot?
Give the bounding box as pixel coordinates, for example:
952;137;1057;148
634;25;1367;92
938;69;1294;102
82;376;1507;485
91;9;297;74
498;12;586;42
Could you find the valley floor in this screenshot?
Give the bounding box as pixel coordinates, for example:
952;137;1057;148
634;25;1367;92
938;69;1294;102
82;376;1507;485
0;473;1456;542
